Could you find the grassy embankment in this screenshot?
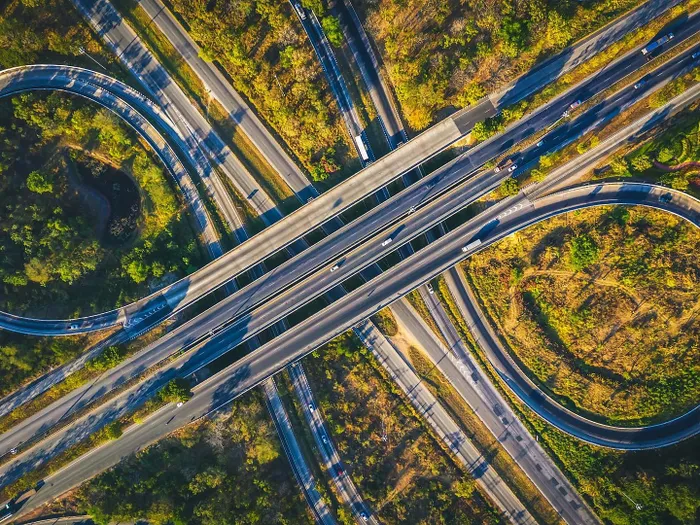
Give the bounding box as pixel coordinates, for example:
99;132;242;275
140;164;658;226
303;332;504;524
447;207;699;523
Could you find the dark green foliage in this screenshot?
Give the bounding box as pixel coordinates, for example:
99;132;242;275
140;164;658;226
157;378;192;404
321;16;344;47
568;233;599;270
76;392;310;525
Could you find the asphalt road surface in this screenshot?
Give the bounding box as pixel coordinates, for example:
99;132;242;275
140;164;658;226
3;60;700;471
390;299;598;524
288;363;376;524
7;181;698;522
3;0;686;336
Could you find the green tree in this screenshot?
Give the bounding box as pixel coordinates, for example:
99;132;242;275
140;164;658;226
26;170;53;194
569;234;599;271
321;16;344;47
126;259;149;283
631;154;653;172
499;177;519;196
157;378;192;404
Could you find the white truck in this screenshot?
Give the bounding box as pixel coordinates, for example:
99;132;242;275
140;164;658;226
462;239;482;252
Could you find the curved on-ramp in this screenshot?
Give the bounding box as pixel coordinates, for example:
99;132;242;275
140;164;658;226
457;183;700;450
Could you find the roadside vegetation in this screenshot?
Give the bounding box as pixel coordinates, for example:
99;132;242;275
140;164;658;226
604;105;700;196
355;0;645;130
163;0;357;183
0;0;122;74
465;206;699;426
0;92;203;393
304;332;503;524
27;390;313;524
432;267;700;525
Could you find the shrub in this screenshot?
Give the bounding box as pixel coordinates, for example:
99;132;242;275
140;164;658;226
568;234;599;271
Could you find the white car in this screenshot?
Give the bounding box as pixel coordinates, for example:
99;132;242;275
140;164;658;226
381;237;393;247
176;401;184;408
321;434;328;444
426;283;434;294
294;3;306;20
308;403;315;412
330;264;340;272
507;164;518;173
536;140;544;148
494;165;502;173
69;324;79;330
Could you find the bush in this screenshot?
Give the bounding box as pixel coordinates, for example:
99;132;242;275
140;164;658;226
568;234;599;271
26;170;53;194
157;378;192;404
499;177;519;196
371;308;398;337
321;16;343;47
631;154;652;172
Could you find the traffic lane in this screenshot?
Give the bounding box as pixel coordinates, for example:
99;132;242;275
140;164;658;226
390;301;597;524
189;183;700;450
262;380;336;524
11;184;695;520
353;322;537;524
333;0;403;144
6;7;700;336
491;0;685;108
136;0;312;198
289;365;375;524
1;56;688;458
2;46;696;454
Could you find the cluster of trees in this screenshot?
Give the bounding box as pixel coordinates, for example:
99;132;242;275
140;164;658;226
0;0;117;71
0;92;203;393
304;333;498;524
77;391;311;524
465;205;700;426
0;92;202;317
359;0;642;130
168;0;350;181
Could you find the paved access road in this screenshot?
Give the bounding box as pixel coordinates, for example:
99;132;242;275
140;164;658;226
262;379;336;525
2;0;687;337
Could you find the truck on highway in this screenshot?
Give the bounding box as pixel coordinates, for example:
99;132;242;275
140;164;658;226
641;33;673;56
462;239;482;252
354;134;370;162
